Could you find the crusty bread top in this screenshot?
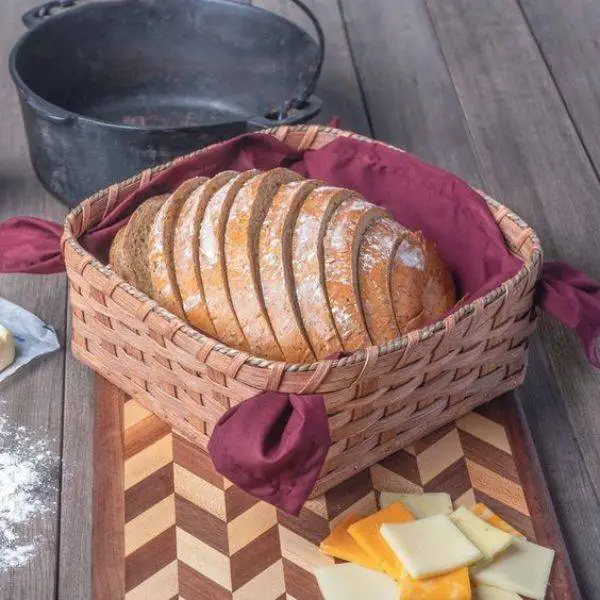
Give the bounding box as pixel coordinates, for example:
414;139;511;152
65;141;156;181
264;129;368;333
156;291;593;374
199;170;259;351
226;168;302;361
260;180;320;363
324;198;390;352
358;218;406;345
174;171;237;337
390;231;428;333
110;195;167;297
420;238;456;322
292;186;354;359
149;177;206;317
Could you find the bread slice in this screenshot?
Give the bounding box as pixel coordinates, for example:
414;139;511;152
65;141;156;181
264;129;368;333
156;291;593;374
420;238;456;322
292;186;354;359
358;218;406;345
149;177;206;317
109;195;167;296
199;170;259;352
324;198;390;352
390;231;429;333
173;171;238;337
226;168;302;360
259;180;320;363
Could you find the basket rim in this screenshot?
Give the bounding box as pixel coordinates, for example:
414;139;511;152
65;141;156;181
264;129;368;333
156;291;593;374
63;124;542;373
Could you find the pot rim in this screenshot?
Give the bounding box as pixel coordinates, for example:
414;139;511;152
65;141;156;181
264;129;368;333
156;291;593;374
9;0;321;133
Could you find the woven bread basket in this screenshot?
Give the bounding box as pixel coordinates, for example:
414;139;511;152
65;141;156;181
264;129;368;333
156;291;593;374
62;125;542;497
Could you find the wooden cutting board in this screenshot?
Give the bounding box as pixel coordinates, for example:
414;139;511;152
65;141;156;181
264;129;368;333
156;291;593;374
91;377;581;600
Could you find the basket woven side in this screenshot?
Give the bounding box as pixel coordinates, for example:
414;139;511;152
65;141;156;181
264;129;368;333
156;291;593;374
64;124;542;496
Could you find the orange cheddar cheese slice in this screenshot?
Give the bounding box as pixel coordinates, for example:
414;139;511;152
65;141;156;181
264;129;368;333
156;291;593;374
347;503;413;579
396;566;472;600
471;503;525;539
319;515;380;571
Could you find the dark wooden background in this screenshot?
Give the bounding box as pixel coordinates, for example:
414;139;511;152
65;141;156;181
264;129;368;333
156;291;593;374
1;0;600;597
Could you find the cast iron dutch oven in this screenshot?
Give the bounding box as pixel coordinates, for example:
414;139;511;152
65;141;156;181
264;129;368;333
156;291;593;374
9;0;324;206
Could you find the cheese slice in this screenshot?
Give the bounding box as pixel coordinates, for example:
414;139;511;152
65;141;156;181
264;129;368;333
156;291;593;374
397;566;471;600
474;584;522;599
471;503;525;539
380;492;453;518
319;514;380;570
347;503;414;579
450;506;513;560
315;563;397;600
380;515;483;579
0;324;15;372
472;538;554;600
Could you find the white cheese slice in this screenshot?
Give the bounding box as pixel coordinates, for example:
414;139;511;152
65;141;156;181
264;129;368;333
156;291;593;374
0;324;15;372
380;492;453;518
450;505;513;560
314;563;397;600
472;537;555;600
380;514;483;579
474;584;522;599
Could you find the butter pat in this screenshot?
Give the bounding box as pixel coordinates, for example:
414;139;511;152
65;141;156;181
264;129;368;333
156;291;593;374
473;538;554;600
450;505;513;560
380;515;483;579
471;503;525;539
315;563;397;600
347;503;414;579
319;514;380;570
474;584;522;599
0;324;15;372
380;492;453;518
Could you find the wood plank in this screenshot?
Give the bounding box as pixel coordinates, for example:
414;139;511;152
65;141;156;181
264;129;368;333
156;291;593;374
252;0;371;134
0;2;67;598
423;0;600;595
519;0;600;173
92;377;126;599
338;0;483;183
57;313;95;600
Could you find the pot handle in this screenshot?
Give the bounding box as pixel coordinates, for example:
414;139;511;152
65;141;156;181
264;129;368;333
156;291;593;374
247;95;323;130
22;0;79;29
266;0;325;122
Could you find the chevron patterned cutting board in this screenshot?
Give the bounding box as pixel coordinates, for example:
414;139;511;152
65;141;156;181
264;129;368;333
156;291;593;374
92;378;580;600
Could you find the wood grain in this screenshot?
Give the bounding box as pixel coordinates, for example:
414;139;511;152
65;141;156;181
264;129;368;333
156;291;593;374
0;3;67;599
424;1;600;594
92;376;125;600
519;0;600;173
58;313;95;600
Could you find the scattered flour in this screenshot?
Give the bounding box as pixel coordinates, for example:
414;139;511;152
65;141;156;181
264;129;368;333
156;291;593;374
0;416;57;571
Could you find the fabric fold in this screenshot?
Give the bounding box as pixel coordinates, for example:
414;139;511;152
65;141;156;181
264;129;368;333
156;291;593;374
207;392;330;515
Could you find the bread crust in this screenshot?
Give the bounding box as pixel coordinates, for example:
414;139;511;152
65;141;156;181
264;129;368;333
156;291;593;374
149;178;206;317
260;180;320;363
174;172;237;337
324;198;390;352
226;168;302;360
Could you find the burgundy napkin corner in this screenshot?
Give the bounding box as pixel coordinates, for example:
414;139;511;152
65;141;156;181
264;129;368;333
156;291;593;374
207;391;330;515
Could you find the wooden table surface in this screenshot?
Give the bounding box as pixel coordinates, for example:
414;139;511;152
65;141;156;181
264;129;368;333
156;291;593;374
1;0;600;598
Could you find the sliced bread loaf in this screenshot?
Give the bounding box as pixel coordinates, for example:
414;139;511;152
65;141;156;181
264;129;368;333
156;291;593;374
199;170;259;352
109;195;167;297
259;180;320;363
292;186;354;359
226;168;302;361
149;177;206;317
324;198;390;352
173;171;237;337
358;218;407;345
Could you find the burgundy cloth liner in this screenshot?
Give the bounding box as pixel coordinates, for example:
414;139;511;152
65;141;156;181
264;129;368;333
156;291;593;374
207;392;330;515
2;130;600;513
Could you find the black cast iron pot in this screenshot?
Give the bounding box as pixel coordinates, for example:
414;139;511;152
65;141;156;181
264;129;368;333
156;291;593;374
9;0;324;206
